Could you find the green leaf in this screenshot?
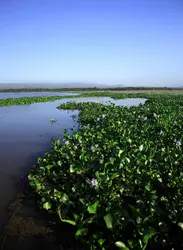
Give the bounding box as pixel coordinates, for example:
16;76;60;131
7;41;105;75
143;228;156;243
115;241;129;250
43;201;52;210
118;150;123;157
98;239;105;246
57;160;62;166
125;157;130;163
142;228;157;250
110;157;115;164
104;213;113;229
87;201;99;214
46;164;54;170
35;182;42;190
95;171;105;180
145;184;151;191
127;138;132;144
61;193;69;203
178;222;183;230
58;209;76;226
130;205;142;218
60;218;76;226
75;228;88;237
139;144;144;151
104;162;111;168
69;165;75;173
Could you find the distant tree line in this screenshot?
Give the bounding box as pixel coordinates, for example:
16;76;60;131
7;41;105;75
0;87;182;92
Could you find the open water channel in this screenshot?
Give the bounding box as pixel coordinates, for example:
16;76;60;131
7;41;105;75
0;92;146;232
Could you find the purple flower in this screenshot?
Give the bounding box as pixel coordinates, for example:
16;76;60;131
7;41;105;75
176;140;181;147
91;178;98;187
65;140;69;145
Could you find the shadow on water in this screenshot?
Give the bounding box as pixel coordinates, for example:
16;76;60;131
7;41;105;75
7;149;48;188
0;147;50;232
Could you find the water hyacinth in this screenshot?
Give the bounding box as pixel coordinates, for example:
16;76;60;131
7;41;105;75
91;178;98;187
99;159;104;164
0;95;79;107
175;140;181;147
29;93;183;250
64;140;69;145
142;116;148;121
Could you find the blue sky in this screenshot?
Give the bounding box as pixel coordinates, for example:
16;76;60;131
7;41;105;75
0;0;183;86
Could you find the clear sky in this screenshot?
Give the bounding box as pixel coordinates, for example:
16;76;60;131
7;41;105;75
0;0;183;86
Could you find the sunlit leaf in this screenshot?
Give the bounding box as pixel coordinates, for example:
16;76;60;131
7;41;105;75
75;228;88;237
139;144;144;151
115;241;129;249
43;201;52;210
104;213;113;229
87;201;99;214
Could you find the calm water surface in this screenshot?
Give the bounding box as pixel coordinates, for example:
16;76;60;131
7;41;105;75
0;91;78;98
0;96;146;230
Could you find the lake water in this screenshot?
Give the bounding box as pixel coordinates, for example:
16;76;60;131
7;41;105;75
0;95;146;231
0;91;78;99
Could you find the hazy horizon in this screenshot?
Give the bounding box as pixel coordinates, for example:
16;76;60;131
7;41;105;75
0;82;183;89
0;0;183;86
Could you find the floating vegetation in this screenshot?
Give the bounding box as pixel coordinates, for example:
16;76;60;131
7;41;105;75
50;118;57;124
0;95;78;107
27;93;183;249
1;91;182;108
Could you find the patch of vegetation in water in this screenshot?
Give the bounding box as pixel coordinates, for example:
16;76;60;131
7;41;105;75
1;90;182;107
0;91;147;107
28;93;183;249
0;95;79;107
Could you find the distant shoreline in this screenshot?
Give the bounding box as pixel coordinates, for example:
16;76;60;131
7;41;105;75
0;87;183;92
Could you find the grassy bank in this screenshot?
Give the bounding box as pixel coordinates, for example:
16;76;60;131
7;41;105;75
27;93;183;249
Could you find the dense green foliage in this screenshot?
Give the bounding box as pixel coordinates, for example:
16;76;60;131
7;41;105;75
28;94;183;249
